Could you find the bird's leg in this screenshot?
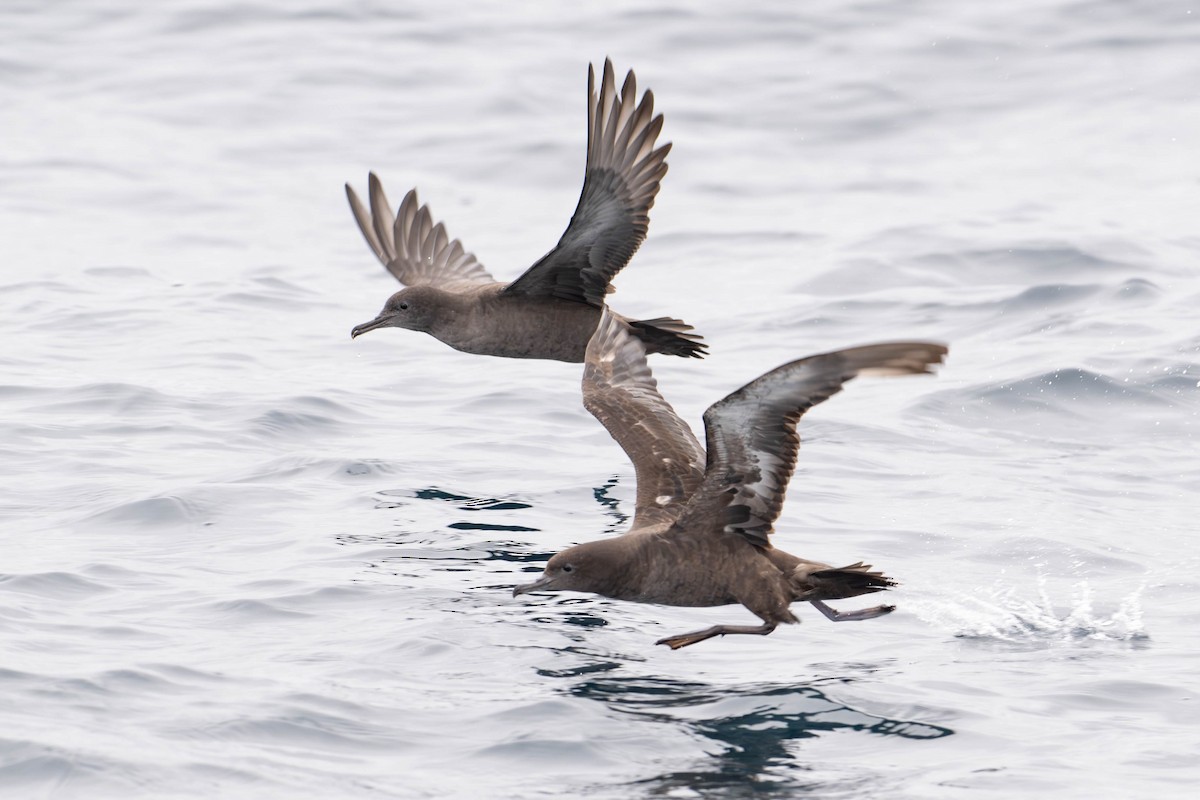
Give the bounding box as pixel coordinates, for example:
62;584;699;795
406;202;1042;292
656;622;776;650
810;599;895;622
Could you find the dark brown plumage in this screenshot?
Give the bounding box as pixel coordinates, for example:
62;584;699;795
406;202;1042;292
346;60;705;362
513;308;948;649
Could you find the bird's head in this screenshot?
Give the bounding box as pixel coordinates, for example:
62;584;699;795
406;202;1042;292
512;540;624;598
350;286;439;338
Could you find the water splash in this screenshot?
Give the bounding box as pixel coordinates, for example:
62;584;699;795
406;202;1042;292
908;574;1146;644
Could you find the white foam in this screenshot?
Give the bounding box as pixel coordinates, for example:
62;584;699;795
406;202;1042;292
907;573;1147;643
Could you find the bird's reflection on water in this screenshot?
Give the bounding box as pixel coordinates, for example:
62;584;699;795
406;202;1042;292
534;483;951;793
540;647;953;796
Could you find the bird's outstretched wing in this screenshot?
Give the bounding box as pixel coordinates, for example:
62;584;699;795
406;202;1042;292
671;343;948;548
504;59;670;306
345;174;495;287
583;308;705;529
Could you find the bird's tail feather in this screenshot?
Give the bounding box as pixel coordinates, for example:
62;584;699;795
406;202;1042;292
805;562;896;599
628;316;708;359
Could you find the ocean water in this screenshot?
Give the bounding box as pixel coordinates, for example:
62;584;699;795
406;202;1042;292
3;1;1198;797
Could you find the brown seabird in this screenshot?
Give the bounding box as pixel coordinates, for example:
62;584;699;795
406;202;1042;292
514;309;947;649
346;60;705;362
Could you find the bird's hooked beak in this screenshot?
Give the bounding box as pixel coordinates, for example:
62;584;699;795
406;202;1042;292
512;574;556;597
350;315;393;339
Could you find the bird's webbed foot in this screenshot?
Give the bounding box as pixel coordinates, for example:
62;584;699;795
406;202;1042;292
656;622;776;650
810;599;895;622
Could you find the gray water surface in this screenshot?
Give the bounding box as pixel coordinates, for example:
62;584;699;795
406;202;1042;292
3;1;1198;798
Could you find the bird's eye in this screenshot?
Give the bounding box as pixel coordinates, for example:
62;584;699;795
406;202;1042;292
399;302;410;310
561;564;574;573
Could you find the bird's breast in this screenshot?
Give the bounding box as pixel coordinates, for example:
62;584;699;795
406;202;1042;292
437;292;597;361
